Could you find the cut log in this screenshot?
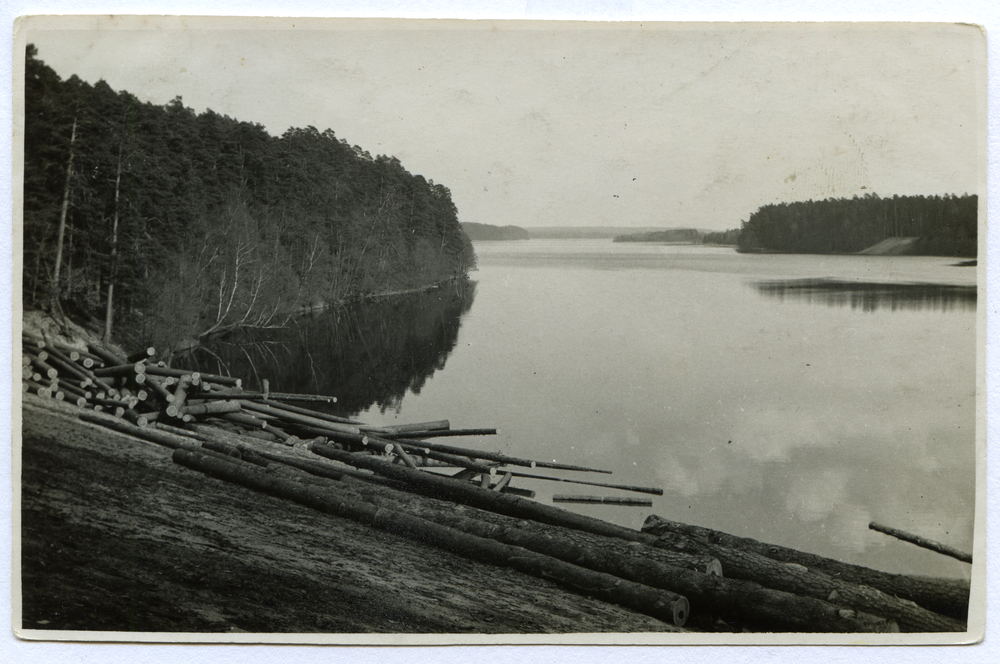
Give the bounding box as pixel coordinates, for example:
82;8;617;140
29;355;58;379
492;472;513;493
257;392;336;403
262;421;292;442
218;411;270;429
391;443;418;469
310;443;668;546
391;499;896;633
126;347;156;364
650;531;964;632
367;420;450;434
142;374;175;403
92;362;147;378
382;435;611;474
390;443;498;476
385;428;499;439
553;495;653;506
142;365;240;387
171;449;690;627
502;470;663;496
79;410;203;451
33;344;92;385
238;400;361;435
166;376;192;417
180;400;242;417
642;515;970;620
86;342;129;367
869;522;972;564
254;450;345;482
258;399;360;425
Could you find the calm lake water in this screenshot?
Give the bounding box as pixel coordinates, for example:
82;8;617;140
200;239;978;580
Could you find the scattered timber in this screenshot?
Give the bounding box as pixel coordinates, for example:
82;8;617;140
643;515;970;621
21;331;972;633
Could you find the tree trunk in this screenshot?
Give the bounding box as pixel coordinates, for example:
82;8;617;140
643;515;970;620
103;140;123;342
52;116;77;290
419;501;902;633
650;531;964;632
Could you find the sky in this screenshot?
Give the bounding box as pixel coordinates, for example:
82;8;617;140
19;17;984;232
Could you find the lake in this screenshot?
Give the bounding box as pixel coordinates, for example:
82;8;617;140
199;239;978;581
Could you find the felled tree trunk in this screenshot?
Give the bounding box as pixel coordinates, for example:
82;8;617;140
643;515;970;620
394;500;895;633
650;531;964;633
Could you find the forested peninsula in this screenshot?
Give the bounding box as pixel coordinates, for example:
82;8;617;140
613;228;703;244
735;194;977;256
460;222;530;241
22;45;476;354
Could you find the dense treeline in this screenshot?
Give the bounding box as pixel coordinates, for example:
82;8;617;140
460;222;530;241
736;194;977;256
22;45;475;354
613;228;703;244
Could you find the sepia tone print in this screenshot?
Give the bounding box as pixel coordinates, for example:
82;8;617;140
12;16;986;644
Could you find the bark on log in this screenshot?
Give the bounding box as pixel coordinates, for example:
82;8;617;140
553;495;653;506
218;411;271;429
869;522;973;564
142;374;175;403
310;443;669;546
262;421;292;442
367;420;450;434
35;345;92;385
392;443;418;469
126;347;156;364
143;365;240;387
180;400;242;417
254;450;345;482
391;443;498;475
79;410;206;451
642;515;970;620
380;434;611;474
492;472;513;493
503;471;663;496
29;356;58;379
92;362;147;378
386;428;499;439
393;500;895;633
171;449;690;627
86;342;128;367
465;480;535;498
650;531;964;632
257;399;360;425
238;400;361;435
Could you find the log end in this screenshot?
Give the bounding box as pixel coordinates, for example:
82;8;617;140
672;597;690;627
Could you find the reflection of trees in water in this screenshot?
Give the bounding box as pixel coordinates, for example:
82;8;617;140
177;279;477;417
752;279;976;313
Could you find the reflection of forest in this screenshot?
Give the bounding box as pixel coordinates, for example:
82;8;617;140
177;279;476;416
752;279;976;313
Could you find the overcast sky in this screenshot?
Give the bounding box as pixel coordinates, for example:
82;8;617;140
21;17;984;231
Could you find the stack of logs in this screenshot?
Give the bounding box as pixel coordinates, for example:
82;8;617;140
21;330;971;634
